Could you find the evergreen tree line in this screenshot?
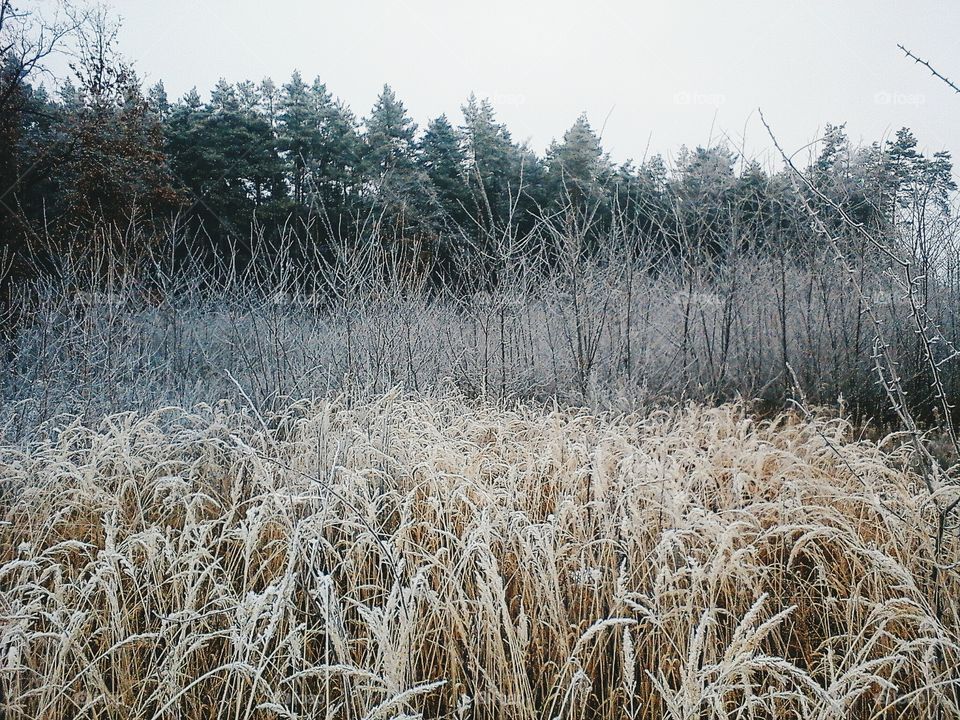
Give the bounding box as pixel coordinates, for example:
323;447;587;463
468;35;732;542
0;21;956;292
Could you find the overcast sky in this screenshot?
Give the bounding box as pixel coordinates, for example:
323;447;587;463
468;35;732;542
46;0;960;168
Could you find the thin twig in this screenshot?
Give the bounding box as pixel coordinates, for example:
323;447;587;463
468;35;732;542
898;44;960;95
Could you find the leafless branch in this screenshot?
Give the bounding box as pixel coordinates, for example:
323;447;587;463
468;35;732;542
899;44;960;95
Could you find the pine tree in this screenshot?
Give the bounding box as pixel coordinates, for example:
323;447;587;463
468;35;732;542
613;156;671;251
362;85;423;237
236;80;260;114
459;95;545;250
209;78;239;112
672;145;738;257
279;71;316;205
165;82;286;244
0;67;59;280
363;84;417;177
147;81;169;120
308;79;360;218
418;114;469;229
460;94;521;228
882;128;955;254
731;161;778;253
545;113;611;210
182;87;202;111
259;78;280;127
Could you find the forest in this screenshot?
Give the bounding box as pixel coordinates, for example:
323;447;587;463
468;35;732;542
1;6;953;281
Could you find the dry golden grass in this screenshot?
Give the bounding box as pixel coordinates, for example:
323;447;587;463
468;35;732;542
1;393;959;719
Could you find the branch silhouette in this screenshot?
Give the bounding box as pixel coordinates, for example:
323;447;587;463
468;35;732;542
898;44;960;95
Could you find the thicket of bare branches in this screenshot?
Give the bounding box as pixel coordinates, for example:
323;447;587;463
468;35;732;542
2;184;960;446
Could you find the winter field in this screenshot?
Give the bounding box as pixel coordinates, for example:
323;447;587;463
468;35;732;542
4;1;960;717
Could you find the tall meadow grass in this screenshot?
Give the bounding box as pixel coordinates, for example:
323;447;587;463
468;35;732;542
2;393;958;718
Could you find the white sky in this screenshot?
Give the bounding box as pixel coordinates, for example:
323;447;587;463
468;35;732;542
43;0;960;168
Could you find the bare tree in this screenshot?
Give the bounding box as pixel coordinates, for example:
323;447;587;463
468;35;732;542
0;1;84;117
